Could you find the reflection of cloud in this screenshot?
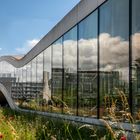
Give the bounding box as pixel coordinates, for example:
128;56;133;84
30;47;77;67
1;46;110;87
132;33;140;61
52;43;62;68
64;40;77;71
0;61;15;77
79;38;97;70
99;33;129;71
99;33;129;82
16;39;40;54
52;33;130;72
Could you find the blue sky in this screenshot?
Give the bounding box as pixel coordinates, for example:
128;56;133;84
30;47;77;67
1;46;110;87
0;0;80;56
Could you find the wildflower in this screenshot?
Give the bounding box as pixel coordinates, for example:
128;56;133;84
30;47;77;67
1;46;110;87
9;116;14;121
0;133;4;139
120;135;127;140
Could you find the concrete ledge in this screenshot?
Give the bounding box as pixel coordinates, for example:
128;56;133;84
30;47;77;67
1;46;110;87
18;108;140;133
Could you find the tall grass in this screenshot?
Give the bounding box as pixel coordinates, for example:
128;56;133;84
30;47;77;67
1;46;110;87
1;89;140;139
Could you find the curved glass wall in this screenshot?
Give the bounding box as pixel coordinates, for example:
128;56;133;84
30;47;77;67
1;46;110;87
99;0;129;120
78;10;98;117
63;26;77;115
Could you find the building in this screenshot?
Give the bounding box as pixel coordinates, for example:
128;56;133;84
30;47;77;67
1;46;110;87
0;0;140;128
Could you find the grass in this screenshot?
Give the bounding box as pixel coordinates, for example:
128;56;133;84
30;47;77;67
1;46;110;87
0;107;102;140
0;107;140;139
1;89;140;139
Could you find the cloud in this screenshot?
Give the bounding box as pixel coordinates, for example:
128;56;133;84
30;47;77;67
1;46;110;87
16;39;40;54
0;48;2;51
52;33;129;81
27;39;39;48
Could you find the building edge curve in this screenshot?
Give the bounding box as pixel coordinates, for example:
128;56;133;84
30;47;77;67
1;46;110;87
0;0;106;68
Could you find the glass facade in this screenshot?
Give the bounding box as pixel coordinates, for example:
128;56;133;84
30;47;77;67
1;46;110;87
0;0;140;122
78;10;98;117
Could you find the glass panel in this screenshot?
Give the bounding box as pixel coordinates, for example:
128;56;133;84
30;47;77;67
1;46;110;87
26;62;32;107
12;68;19;102
78;10;98;117
43;46;52;112
52;38;63;113
132;0;140;121
22;65;27;100
15;68;23;104
99;0;129;121
36;53;44;111
63;26;77;115
0;61;16;106
31;58;37;110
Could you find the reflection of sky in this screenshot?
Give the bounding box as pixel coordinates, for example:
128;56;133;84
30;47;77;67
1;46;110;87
100;0;129;40
64;26;77;72
36;53;43;82
44;47;51;79
79;10;97;39
132;0;140;34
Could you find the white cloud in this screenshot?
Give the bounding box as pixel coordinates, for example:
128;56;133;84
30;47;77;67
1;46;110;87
16;39;40;54
27;39;39;48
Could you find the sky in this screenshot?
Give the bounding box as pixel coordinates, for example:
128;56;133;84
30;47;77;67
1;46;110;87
0;0;80;56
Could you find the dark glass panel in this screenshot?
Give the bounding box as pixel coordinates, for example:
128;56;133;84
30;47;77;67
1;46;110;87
78;10;98;117
99;0;129;121
132;0;140;121
63;26;77;115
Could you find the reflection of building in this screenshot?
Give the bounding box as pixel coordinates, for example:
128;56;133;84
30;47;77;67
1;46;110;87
52;69;125;97
52;68;62;91
132;59;140;110
11;82;43;100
